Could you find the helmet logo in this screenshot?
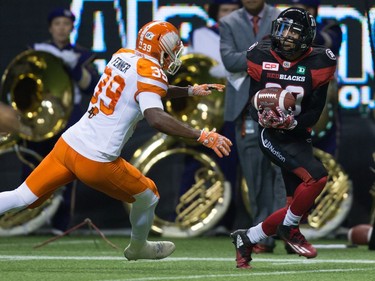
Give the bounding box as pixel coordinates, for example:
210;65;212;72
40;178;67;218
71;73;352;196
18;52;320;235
145;31;155;40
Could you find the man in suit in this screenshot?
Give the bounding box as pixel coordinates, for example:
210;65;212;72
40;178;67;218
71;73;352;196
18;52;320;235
219;0;286;252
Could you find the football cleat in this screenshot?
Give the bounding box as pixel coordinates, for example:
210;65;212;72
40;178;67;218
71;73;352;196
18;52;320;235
253;244;274;254
277;225;317;258
230;229;255;269
124;241;175;261
284;241;297;254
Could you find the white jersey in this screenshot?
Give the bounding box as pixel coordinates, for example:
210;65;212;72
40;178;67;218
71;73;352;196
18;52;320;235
62;49;168;162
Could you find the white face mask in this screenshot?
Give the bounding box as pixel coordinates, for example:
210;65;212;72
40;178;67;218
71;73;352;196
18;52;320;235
159;32;184;75
165;42;184;75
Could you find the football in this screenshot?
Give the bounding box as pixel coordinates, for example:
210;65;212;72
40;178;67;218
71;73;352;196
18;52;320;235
347;224;373;245
251;87;295;114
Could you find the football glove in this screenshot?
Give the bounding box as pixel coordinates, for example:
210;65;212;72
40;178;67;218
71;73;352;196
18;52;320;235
257;107;280;128
188;84;225;96
197;129;232;158
274;106;297;130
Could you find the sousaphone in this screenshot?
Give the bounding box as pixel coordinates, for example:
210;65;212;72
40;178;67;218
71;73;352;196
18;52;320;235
0;50;74;235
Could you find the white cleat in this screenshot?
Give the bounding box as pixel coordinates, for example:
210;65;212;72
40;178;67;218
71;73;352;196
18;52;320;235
124;241;175;261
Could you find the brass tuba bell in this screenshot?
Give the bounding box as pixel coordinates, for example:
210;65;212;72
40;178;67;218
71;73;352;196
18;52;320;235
0;50;73;235
0;50;74;142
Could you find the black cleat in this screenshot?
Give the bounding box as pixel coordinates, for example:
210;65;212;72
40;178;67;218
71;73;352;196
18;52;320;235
230;229;255;269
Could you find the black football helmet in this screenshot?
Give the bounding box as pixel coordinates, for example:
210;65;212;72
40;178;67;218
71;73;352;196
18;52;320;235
271;7;316;60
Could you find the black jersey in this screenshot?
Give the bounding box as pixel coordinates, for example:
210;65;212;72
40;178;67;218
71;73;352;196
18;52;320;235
246;39;337;132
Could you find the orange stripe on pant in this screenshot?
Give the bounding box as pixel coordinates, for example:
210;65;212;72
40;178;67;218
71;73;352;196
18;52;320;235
26;137;158;208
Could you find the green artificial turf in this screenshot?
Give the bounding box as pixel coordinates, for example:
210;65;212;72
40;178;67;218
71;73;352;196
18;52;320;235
0;235;374;281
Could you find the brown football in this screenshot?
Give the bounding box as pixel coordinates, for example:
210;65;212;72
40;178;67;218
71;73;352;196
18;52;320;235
347;224;373;245
251;87;295;114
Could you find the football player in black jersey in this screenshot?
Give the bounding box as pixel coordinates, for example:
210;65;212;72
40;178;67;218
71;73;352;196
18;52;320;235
230;7;337;269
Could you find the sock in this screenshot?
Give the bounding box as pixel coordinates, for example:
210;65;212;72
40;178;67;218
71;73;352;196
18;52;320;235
129;189;159;249
283;207;301;226
0;182;38;214
247;223;268;244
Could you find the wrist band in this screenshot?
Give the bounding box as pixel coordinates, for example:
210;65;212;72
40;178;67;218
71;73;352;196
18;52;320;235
188;85;193;96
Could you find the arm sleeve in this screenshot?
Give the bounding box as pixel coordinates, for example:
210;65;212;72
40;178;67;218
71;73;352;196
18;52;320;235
137;92;164;115
248;77;264;121
295;83;329;129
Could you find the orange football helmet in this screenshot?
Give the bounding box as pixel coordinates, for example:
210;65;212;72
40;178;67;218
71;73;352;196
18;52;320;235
136;20;184;75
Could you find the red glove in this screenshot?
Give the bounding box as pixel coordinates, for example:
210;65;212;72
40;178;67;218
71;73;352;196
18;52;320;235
257;107;280;128
188;84;225;96
274;106;297;130
197;129;232;158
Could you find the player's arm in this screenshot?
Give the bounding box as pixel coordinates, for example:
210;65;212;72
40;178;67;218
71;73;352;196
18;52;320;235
248;77;263;122
294;83;329;129
144;107;200;139
139;92;232;157
144;107;232;158
246;47;265;122
165;84;225;99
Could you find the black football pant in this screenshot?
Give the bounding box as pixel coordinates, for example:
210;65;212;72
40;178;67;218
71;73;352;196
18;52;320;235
258;127;328;196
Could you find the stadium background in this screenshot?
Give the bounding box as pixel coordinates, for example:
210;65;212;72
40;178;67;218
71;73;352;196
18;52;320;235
0;0;374;233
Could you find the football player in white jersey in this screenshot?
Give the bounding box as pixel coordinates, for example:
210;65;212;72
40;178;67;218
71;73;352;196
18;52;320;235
0;20;232;261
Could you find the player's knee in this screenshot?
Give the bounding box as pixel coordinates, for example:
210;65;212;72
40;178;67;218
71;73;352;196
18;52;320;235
133;188;159;210
293;166;327;186
307;176;327;194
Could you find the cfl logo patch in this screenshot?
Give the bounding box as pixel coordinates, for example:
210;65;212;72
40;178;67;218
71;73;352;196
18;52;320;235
262;62;279;71
145;31;155;40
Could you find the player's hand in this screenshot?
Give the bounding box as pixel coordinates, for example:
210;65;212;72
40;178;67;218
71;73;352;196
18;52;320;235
197;128;232;158
189;84;225;96
257;107;280;128
274;106;297;130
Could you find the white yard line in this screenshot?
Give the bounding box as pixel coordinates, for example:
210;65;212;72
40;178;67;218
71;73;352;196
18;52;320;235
100;268;375;281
